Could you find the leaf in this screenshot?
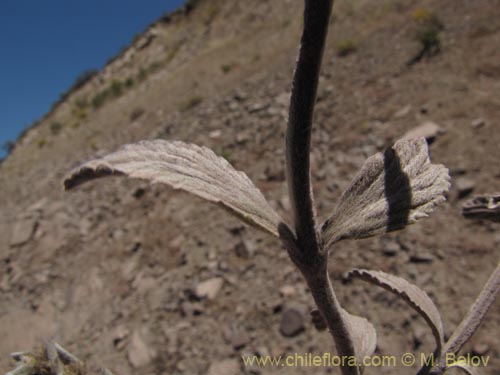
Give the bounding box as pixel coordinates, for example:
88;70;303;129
342;308;377;371
348;269;444;353
64;140;285;237
448;362;480;375
321;137;450;247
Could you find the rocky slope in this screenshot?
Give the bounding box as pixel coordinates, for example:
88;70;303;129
1;0;499;374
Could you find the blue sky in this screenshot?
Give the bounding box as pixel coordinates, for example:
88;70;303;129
0;0;185;159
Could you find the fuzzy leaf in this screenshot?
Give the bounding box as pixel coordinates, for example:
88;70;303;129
342;308;377;370
64;140;285;237
348;269;444;352
448;362;479;375
321;137;450;247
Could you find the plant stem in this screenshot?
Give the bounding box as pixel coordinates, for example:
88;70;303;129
304;256;360;375
285;1;359;374
419;262;500;375
444;262;500;355
286;0;333;254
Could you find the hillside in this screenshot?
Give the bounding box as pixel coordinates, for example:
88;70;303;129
1;0;499;374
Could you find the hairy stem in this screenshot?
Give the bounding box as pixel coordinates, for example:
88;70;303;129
444;262;500;355
420;262;500;375
284;2;358;374
286;0;333;253
304;257;360;375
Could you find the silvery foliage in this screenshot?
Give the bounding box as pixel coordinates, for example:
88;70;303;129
64;135;453;374
13;0;494;374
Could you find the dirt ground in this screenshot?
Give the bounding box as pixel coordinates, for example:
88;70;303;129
1;0;499;374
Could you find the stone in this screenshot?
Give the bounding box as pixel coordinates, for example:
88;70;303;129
248;102;268;113
280;303;307;337
180;301;204;316
403;122;443;143
209;129;222;139
393;105;412;118
455;177;475;199
234;240;257;259
279;195;291;211
471;118;486;129
236;132;249;144
472;341;490;356
412;325;426;349
195;277;224;300
279;285;296;297
409;252;434;263
382;241;400;256
10;217;37;246
275;92;290;107
127;329;155;368
112;325;130;350
207;359;241;375
229;329;250;350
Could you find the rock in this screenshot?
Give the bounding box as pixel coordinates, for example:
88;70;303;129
207;359;241;375
382;241;400;256
236;132;249;144
229;329;250;350
10;217;37;246
0;274;10;292
262;165;285;181
409;252;434;263
412;325;426;349
234;240;257;259
455;177;475;199
112;325;130;350
472;341;490;356
132;187;146;198
195;277;224;300
228;101;239;111
275;92;290;107
209;129;222;139
248;102;268;113
279;195;291;211
280;303;307;337
279;285;296;297
180;301;204;316
403;122;443;143
127;329;155;368
393;105;412;118
471;118;486;129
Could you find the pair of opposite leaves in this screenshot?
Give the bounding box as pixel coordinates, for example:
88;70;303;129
64;136;453;373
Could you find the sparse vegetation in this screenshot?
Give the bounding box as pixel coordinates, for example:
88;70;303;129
205;3;219;25
180;95;203;112
124;77;134;88
408;8;444;65
91;90;108;109
91;77;135;110
72;104;88;120
220;63;235;74
412;8;444;29
336;38;357;56
109;80;124;97
50;122;63;135
136;59;166;83
59;69;98;103
129;107;145;121
165;44;181;64
37;138;46;148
